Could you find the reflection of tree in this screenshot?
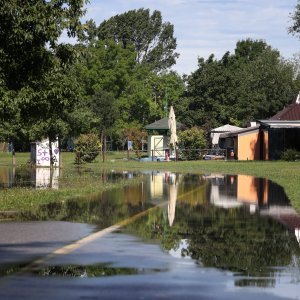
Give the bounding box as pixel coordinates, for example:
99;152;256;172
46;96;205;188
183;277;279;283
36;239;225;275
0;264;26;276
18;185;153;228
37;264;138;277
125;203;300;286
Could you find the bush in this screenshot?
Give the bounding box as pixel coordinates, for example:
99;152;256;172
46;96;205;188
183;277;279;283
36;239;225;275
178;127;207;160
281;149;300;161
74;134;102;163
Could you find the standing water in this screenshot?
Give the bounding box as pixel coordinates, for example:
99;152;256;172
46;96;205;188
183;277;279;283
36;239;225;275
0;168;299;299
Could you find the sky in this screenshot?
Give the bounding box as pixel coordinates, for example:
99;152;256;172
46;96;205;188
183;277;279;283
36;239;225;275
81;0;300;75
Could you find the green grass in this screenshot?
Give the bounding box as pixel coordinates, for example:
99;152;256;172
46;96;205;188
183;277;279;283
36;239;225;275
1;152;300;212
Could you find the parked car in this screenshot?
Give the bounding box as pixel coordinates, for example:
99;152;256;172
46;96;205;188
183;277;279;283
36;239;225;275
203;150;225;160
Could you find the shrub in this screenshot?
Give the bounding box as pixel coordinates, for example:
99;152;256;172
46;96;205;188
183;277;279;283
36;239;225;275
281;149;300;161
178;127;207;160
74;134;102;163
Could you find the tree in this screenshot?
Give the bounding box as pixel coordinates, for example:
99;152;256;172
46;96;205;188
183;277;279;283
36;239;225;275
74;133;101;163
20;62;81;154
77;38;185;153
0;0;87;165
0;0;87;90
76;40;137;159
91;8;179;72
183;39;300;130
289;0;300;39
178;127;207;160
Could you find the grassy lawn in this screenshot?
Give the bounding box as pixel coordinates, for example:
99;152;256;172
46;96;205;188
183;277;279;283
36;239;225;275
1;151;300;212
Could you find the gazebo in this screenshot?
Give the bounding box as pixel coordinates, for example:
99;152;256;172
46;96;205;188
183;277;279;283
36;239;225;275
144;117;184;158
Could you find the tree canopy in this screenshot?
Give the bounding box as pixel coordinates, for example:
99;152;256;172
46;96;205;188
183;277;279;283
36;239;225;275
0;0;87;151
183;39;300;130
289;0;300;39
80;8;179;72
1;4;300;154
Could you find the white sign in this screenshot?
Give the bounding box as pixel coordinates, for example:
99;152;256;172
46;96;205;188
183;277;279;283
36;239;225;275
36;139;60;167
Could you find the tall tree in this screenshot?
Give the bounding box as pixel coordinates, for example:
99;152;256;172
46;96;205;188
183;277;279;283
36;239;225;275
0;0;87;164
184;39;300;131
76;40;138;158
0;0;87;90
87;8;179;72
289;0;300;39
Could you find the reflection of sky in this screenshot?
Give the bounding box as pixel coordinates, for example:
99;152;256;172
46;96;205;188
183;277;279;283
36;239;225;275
169;239;191;260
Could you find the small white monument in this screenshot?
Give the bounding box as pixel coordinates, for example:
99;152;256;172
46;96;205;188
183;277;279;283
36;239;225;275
31;138;60;167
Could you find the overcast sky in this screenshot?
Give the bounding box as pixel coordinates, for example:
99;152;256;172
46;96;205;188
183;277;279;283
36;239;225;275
82;0;300;75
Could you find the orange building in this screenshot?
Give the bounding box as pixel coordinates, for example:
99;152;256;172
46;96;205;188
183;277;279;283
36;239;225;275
219;96;300;160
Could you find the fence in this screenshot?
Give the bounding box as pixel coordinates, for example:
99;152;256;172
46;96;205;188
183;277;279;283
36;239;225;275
74;148;227;164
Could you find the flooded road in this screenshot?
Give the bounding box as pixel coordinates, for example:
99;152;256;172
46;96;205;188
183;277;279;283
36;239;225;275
0;169;299;299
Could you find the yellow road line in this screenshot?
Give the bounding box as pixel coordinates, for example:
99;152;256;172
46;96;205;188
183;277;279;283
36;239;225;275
24;185;203;271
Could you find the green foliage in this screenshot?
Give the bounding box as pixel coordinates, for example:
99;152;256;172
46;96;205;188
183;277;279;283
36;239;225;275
289;0;300;39
74;134;101;163
0;0;87;90
76;39;185;145
178;127;207;149
184;39;300;130
0;0;87;151
281;149;300;161
123;127;147;157
92;8;179;72
178;127;207;160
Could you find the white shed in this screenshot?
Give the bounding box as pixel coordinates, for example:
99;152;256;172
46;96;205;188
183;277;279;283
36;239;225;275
210;124;242;147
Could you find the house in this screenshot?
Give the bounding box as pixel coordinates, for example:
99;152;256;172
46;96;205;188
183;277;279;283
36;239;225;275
210;124;243;148
219;94;300;160
219;123;261;160
144;117;184;158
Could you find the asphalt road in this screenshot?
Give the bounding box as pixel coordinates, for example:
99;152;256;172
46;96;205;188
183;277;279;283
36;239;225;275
0;221;299;299
0;221;96;264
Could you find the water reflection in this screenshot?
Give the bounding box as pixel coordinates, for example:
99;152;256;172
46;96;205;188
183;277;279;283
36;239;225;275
0;167;59;189
206;173;290;211
3;169;300;289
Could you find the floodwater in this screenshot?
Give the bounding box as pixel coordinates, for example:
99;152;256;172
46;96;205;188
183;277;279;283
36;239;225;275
0;167;300;299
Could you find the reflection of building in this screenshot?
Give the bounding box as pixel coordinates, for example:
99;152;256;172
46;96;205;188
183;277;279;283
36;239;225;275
31;168;59;189
237;175;268;207
0;167;15;188
206;173;300;244
206;174;242;208
150;172;165;199
260;206;300;246
207;174;289;211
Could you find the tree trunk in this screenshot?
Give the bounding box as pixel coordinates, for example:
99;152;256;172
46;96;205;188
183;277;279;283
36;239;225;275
49;167;54;188
11;142;16;166
101;131;106;162
59;138;62;168
49;139;53;169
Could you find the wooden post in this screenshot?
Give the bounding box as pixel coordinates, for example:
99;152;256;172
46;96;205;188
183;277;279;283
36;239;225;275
101;131;106;162
11;141;16;166
49;139;53;169
127;137;129;160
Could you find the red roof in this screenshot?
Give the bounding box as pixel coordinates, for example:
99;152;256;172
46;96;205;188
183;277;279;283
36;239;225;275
270;102;300;121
